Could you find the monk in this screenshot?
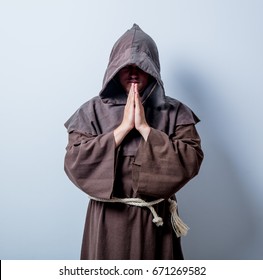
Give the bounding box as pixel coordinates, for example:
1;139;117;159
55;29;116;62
64;24;204;259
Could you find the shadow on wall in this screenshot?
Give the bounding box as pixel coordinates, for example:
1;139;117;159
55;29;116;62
172;64;258;259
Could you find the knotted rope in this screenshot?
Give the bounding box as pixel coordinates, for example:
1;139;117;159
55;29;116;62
89;196;189;237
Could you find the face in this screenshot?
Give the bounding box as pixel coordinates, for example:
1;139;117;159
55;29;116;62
118;64;150;94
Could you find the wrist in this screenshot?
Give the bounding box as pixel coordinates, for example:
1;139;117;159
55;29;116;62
137;124;151;141
113;123;133;147
120;122;134;134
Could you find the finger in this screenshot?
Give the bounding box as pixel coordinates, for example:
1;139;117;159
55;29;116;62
134;83;139;94
135;90;142;109
126;83;134;106
134;89;139;105
128;83;134;95
129;83;135;105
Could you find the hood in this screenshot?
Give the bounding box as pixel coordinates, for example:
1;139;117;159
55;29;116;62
99;24;165;107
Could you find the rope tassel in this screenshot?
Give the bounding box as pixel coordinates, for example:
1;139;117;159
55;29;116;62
168;199;189;237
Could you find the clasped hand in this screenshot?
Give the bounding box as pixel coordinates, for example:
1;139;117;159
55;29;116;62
122;83;149;132
113;83;151;146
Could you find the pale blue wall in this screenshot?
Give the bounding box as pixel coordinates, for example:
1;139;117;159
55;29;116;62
1;0;262;259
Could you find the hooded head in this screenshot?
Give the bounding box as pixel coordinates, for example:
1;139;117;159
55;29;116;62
99;24;165;107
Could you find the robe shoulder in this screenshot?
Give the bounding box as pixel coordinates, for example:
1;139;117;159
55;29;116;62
165;96;200;126
64;96;103;133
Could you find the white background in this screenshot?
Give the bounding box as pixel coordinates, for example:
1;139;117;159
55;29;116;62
0;0;262;259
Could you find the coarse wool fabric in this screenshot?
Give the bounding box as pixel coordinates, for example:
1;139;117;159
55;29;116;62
64;24;204;259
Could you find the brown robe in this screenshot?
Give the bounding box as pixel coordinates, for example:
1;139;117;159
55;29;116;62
64;24;204;259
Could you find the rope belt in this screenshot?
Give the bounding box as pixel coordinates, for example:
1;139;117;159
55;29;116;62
89;196;189;237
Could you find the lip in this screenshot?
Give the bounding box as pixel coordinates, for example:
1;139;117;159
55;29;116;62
128;80;139;83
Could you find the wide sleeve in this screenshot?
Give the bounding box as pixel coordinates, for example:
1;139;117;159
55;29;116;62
132;124;204;199
64;130;117;199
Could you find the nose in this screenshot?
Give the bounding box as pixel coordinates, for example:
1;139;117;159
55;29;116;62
129;66;139;77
